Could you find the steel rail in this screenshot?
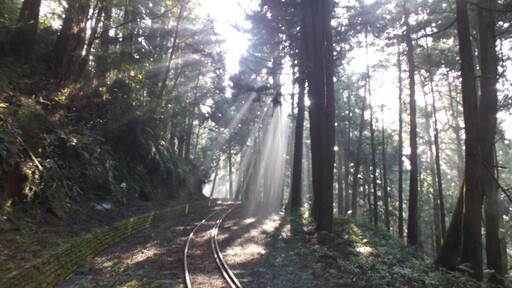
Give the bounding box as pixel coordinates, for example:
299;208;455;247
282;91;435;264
211;204;242;288
184;204;241;288
184;209;219;288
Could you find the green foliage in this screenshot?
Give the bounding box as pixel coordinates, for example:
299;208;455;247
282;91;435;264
326;217;481;287
0;0;220;221
0;84;199;217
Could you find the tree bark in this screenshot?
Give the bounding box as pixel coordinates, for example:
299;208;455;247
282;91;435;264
158;1;186;100
320;0;336;233
447;79;465;183
193;122;202;158
432;94;446;238
417;171;425;253
381;103;390;232
209;155;220;198
351;96;366;220
343;91;353;216
365;36;378;226
477;0;504;276
52;0;91;82
120;0;137;65
336;133;344;216
95;1;112;82
228;142;233;200
397;34;405;239
457;0;483;279
75;4;104;82
422;92;442;254
432;185;442;254
370;99;378;226
365;169;372;223
12;0;41;57
301;0;335;232
435;183;464;268
290;76;305;214
177;133;185;158
403;0;419;247
185;75;200;160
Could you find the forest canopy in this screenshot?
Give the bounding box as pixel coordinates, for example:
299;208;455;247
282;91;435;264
1;0;512;284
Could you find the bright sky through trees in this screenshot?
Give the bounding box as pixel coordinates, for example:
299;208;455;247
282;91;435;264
198;0;512;142
198;0;257;75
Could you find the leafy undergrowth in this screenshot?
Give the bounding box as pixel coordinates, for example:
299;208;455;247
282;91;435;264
267;215;486;288
309;217;482;287
0;86;206;278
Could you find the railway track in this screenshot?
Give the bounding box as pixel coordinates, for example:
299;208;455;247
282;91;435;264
184;204;242;288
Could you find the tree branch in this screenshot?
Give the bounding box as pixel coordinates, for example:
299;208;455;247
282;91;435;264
95;3;180;41
482;161;512;204
415;18;457;41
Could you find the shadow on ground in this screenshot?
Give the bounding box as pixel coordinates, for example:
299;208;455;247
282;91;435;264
57;202;481;288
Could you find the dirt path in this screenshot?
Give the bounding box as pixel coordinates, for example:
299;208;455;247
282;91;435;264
57;203;315;288
56;203;476;288
57;206;211;288
219;205;318;288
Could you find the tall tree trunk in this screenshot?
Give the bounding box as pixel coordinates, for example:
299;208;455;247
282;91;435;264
336;133;344;216
436;183;465;268
119;0;137;65
169;113;177;155
158;1;186;101
290;76;305;214
365;171;372;223
185;75;200;160
95;1;112;82
425;40;447;238
351;97;366;220
365;35;378;227
177;133;185;158
370;101;378;226
52;0;91;82
301;0;335;232
320;0;336;232
305;128;313;207
397;32;405;239
246;136;261;203
432;185;442;254
477;0;504;276
323;1;336;229
263;115;272;214
496;151;509;275
209;155;220;198
448;79;465;183
12;0;41;57
235;154;244;202
432;93;446;238
422;93;442;254
457;0;483;279
75;4;104;82
193;123;202;158
343;91;353;215
417;170;424;253
436;2;482;273
228;143;233;200
381;103;391;231
403;0;419;247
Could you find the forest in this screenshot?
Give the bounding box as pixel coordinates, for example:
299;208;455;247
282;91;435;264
1;0;512;286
